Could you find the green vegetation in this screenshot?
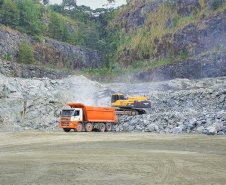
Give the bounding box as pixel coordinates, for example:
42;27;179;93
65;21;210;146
48;12;70;42
0;0;225;76
213;0;223;10
1;0;20;29
4;52;12;61
19;40;34;64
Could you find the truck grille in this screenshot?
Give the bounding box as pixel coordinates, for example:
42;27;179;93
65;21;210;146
61;118;70;121
61;122;70;127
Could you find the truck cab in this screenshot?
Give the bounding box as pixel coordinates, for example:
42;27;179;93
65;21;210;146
60;108;83;132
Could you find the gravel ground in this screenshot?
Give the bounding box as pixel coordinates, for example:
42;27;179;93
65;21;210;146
0;131;226;185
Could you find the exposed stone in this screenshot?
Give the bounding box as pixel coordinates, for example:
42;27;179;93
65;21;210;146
173;127;182;134
196;126;205;134
206;126;217;135
147;123;157;132
0;28;103;70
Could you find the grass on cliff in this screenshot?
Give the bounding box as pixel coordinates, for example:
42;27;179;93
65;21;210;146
110;0;226;66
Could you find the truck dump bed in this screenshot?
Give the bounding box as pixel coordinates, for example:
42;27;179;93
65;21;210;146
67;103;116;123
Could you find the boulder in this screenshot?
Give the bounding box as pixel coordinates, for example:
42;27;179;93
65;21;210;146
206;126;217;135
173;127;182;134
196;126;205;134
147;123;157;132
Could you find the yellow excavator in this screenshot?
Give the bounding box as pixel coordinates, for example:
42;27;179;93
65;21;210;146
111;94;151;116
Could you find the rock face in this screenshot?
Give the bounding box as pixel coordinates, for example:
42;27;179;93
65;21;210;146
118;0;163;33
0;73;109;131
93;52;226;83
0;59;68;79
132;52;226;82
115;0;226;65
0;28;103;69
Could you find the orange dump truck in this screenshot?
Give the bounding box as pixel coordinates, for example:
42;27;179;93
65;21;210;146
59;103;117;132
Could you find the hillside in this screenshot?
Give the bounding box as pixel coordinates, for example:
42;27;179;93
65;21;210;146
0;0;226;80
108;0;226;67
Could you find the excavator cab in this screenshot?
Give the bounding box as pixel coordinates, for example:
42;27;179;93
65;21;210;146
111;94;126;103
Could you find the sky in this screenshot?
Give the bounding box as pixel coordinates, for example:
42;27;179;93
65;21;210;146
49;0;127;9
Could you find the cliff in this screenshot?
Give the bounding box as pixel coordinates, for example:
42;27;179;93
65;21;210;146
0;28;103;71
112;0;226;65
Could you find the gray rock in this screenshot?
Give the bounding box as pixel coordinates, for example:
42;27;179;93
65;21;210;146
215;122;223;131
129;126;135;131
147;124;157;132
196;126;205;134
173;127;182;134
188;118;197;127
207;126;217;135
217;131;225;135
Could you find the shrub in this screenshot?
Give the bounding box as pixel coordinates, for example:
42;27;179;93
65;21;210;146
212;0;222;10
19;40;34;64
4;52;12;61
180;49;189;60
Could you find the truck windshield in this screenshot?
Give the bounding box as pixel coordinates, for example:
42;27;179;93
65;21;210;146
61;110;74;117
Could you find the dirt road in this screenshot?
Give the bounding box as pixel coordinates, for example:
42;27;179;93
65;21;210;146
0;132;226;185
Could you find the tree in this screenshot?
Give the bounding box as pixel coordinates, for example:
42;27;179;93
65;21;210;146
62;0;76;10
18;0;44;35
48;12;70;42
86;25;100;49
43;0;49;5
49;4;65;14
77;23;86;46
19;40;34;64
212;0;222;10
0;0;4;8
1;0;20;29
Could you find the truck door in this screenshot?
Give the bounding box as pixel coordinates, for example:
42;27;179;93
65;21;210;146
72;109;83;121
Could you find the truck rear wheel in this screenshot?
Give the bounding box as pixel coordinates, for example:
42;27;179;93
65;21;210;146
99;123;105;132
85;123;92;132
105;123;112;132
63;128;71;132
75;123;83;132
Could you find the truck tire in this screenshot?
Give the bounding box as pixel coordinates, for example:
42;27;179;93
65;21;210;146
85;123;92;132
99;123;105;132
63;128;71;132
105;123;112;132
75;122;83;132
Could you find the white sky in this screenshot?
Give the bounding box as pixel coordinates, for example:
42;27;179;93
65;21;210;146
49;0;127;9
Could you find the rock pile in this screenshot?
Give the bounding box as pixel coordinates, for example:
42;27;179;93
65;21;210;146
115;110;226;135
112;77;226;135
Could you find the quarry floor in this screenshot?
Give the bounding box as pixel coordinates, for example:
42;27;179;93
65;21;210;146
0;131;226;185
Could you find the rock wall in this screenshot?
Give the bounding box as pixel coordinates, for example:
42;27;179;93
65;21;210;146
0;28;103;69
132;51;226;82
115;0;226;63
93;51;226;83
0;59;68;79
0;73;108;132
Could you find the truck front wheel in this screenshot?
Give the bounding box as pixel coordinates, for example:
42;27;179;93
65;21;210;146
85;123;92;132
63;128;71;132
99;123;105;132
76;123;83;132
